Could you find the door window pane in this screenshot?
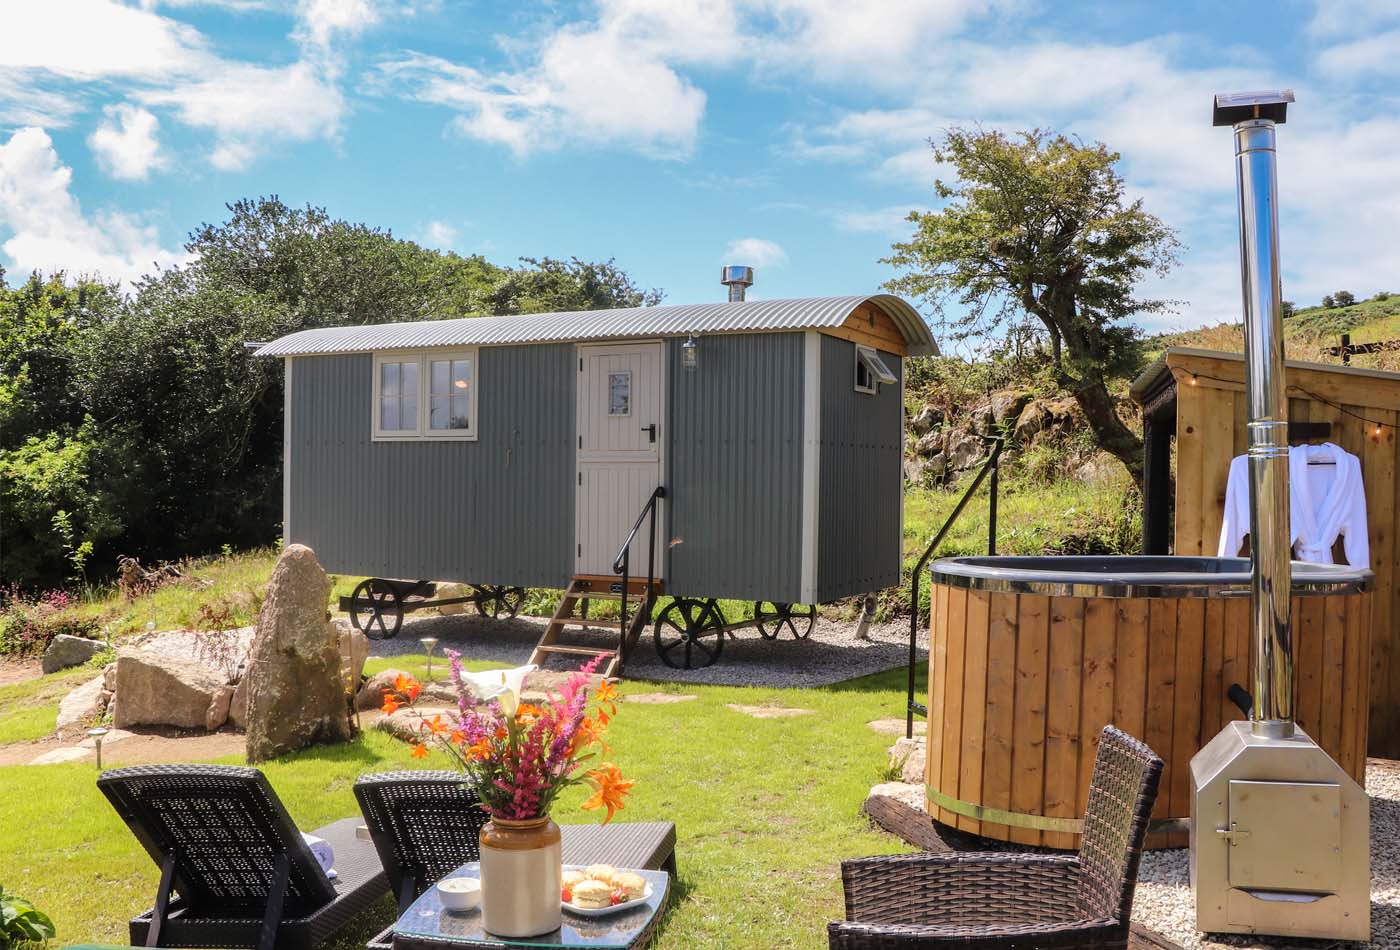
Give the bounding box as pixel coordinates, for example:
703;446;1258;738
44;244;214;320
608;371;631;416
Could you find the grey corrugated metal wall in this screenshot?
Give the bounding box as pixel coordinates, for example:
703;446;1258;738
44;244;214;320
817;335;904;600
288;346;575;586
665;333;805;602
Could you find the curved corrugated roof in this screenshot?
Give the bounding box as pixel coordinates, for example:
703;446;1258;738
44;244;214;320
254;294;937;357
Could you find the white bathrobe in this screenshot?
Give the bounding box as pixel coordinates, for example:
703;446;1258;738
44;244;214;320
1216;442;1370;569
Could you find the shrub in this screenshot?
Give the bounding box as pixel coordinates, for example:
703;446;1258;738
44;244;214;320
1334;290;1356;307
0;587;101;657
1322;295;1336;309
0;883;56;948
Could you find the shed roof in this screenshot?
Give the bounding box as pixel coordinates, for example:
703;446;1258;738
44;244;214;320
254;294;937;358
1130;346;1400;404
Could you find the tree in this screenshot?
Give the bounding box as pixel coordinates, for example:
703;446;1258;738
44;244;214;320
1281;300;1296;319
1334;290;1356;307
1322;295;1336;309
884;128;1180;481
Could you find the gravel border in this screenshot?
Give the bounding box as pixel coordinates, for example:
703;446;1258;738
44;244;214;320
363;611;927;688
1133;759;1400;949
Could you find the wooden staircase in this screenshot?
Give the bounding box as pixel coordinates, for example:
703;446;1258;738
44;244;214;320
528;575;663;678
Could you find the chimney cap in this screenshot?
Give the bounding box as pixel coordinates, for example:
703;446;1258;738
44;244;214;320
1213;89;1294;126
721;265;754;288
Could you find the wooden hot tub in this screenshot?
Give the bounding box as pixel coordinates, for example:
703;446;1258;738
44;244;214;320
925;556;1371;849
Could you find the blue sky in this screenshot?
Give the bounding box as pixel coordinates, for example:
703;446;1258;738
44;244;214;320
2;0;1398;345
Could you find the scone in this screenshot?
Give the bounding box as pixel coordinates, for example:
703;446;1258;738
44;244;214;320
561;869;586;888
571;879;613;909
584;864;617;884
612;871;646;900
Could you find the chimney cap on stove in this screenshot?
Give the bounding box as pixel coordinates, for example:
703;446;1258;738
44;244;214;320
1213;89;1294;126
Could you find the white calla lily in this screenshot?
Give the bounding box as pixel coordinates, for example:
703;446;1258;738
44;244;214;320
462;664;536;715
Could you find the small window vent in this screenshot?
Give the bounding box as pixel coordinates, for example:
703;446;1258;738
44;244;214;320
855;345;896;394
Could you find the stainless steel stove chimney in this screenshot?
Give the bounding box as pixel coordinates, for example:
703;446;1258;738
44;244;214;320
1190;90;1370;941
721;265;753;302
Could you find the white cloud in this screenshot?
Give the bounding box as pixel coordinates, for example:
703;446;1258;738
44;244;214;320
1316;29;1400;79
1306;0;1400;36
0;0;350;172
834;205;923;237
0;0;208;81
722;237;787;268
88;104;168;180
0;128;186;286
295;0;380;58
377;41;706;158
140;61;345;170
419;220;459;248
373;0;1013;157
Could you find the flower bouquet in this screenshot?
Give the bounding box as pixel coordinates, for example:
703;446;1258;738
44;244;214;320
384;653;631;936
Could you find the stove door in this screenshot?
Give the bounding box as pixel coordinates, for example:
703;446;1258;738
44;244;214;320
1227;779;1342;893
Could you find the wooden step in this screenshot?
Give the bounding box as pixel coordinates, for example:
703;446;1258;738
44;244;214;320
534;644;618;657
554;618;624;631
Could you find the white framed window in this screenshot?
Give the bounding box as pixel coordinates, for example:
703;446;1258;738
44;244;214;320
373;349;478;441
854;344;896;395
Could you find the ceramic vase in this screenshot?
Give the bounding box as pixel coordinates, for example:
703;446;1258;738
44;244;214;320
479;815;562;937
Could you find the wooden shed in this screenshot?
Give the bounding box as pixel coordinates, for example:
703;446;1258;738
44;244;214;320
1130;346;1400;756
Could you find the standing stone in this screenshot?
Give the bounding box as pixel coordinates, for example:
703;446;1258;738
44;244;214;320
244;545;351;763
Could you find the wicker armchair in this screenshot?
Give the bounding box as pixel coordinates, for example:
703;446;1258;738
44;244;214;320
830;726;1163;950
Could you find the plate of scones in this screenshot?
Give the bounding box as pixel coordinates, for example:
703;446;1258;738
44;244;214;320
560;864;652;917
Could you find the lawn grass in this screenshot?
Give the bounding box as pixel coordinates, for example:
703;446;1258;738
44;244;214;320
0;664;103;744
0;661;927;949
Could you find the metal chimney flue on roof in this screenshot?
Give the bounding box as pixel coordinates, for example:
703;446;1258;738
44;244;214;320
1190;90;1370;942
721;265;753;302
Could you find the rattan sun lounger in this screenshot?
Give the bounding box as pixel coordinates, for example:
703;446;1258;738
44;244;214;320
99;764;389;950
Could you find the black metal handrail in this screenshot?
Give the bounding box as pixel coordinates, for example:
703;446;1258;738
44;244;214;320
906;436;1004;739
613;486;666;666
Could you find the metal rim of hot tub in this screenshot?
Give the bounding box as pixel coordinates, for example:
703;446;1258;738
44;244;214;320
922;555;1372;849
929;555;1371;600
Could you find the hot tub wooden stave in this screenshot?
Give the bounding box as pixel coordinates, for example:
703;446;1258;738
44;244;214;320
926;581;1371;850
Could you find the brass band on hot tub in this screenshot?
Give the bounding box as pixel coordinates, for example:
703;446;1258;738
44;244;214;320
926;786;1191;838
925;787;1084;834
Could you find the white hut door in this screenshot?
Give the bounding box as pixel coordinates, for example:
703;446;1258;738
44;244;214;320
575;342;663;577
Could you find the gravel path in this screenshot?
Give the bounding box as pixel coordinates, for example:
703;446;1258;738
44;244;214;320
363;610;926;688
1133;758;1400;949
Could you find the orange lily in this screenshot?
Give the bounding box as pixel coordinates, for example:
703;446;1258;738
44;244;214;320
515;703;542;721
424;714;451;737
466;738;493;761
410;743;429;759
394;673;422;703
581;763;633;824
593;680;617;706
381;693;403;715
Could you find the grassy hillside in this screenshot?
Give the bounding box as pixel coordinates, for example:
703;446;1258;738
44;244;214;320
1153;291;1400;371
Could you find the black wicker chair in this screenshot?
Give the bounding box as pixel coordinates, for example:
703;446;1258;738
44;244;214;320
353;770;493;914
830;725;1164;950
98;764;389;950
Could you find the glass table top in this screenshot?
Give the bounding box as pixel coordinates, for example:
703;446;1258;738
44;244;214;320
393;864;670;949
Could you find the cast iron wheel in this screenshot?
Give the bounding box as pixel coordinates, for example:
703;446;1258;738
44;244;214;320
653;598;724;669
753;601;817;641
473;585;527;619
350;578;403;640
